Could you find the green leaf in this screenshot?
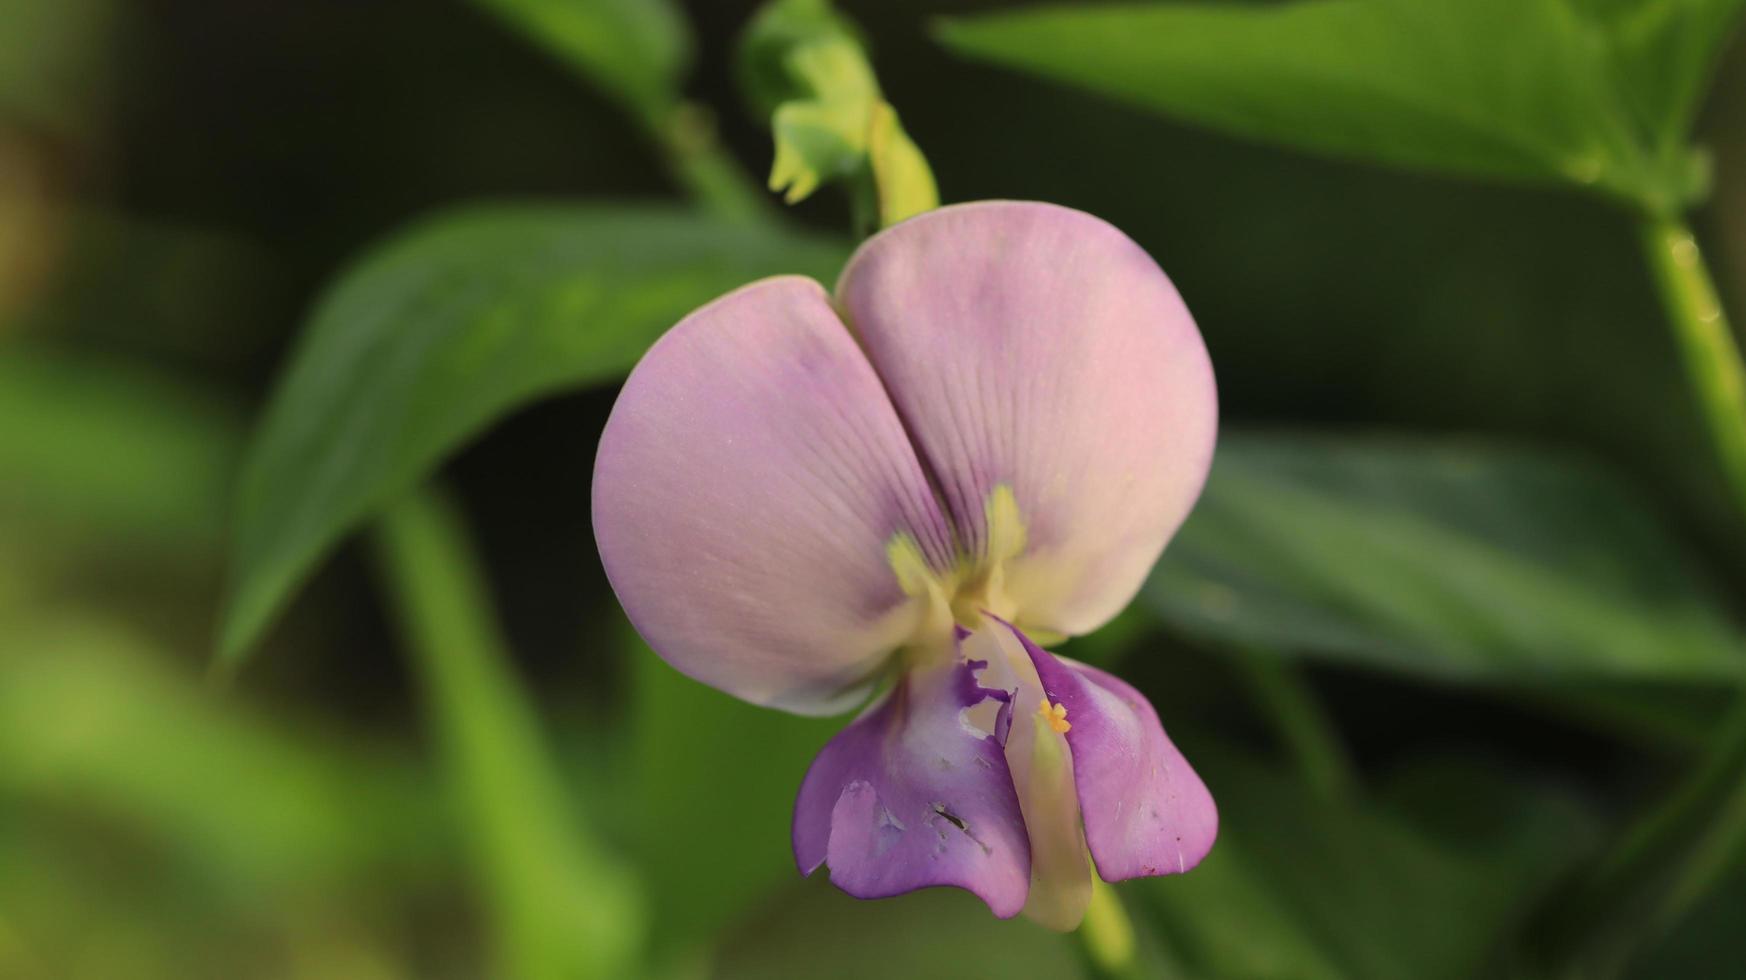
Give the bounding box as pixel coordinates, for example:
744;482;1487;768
0;614;440;894
1576;0;1746;153
469;0;691;123
0;0;114;133
0;347;241;549
1142;752;1599;980
219;204;847;667
1146;432;1746;685
0;604;449;979
936;0;1742;213
1629;869;1746;978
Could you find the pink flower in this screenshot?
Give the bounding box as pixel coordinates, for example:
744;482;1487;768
593;201;1218;927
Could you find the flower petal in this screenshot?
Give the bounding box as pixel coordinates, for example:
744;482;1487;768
1005;623;1218;880
593;276;955;714
966;624;1093;930
836;201;1217;637
793;658;1031;917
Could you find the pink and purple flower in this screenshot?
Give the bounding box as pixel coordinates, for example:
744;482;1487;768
593;200;1218;928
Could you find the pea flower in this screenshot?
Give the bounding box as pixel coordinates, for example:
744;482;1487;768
593;201;1217;928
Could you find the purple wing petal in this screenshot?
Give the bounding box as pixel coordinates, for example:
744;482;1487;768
836;201;1217;638
593;276;955;715
1005;623;1217;880
793;658;1031;918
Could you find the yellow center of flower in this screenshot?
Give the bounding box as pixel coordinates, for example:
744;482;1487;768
1037;699;1071;734
885;483;1043;658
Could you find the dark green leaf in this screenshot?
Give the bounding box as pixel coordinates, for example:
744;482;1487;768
1630;869;1746;978
219;204;848;666
936;0;1740;213
1143;752;1598;980
1146;433;1746;684
469;0;691;123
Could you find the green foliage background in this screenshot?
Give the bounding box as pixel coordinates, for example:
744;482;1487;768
3;1;1746;978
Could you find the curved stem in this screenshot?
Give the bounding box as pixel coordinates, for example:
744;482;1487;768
1522;701;1746;978
1525;221;1746;977
655;102;773;225
373;488;642;980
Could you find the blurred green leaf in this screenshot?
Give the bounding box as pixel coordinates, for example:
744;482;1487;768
713;878;1085;980
1517;701;1746;976
0;0;114;133
0;615;439;896
937;0;1743;214
0;817;421;980
1513;682;1728;750
8;209;282;365
1577;0;1746;154
470;0;691;123
0;347;241;548
0;568;445;979
620;625;838;959
1378;756;1605;871
373;487;641;980
1143;752;1598;980
1146;432;1746;684
1629;869;1746;977
219;204;847;667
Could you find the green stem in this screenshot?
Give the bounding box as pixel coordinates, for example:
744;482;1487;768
372;488;641;980
654;102;773;225
1646;219;1746;510
1521;702;1746;978
1602;701;1746;939
1634;217;1746;931
1524;221;1746;976
1232;645;1355;801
